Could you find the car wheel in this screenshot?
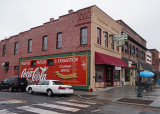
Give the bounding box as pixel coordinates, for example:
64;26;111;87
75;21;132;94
47;89;53;96
28;88;33;94
9;86;13;92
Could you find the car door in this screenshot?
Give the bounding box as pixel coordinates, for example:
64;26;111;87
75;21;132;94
33;81;44;92
2;78;9;89
40;81;49;93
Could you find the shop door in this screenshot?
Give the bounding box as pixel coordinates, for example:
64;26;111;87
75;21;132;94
106;66;113;86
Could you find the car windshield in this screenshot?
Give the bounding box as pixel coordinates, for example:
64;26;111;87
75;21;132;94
53;81;64;85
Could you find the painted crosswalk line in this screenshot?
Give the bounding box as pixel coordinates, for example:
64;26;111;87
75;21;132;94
17;106;63;114
56;101;90;108
0;109;17;114
35;103;80;112
0;100;24;104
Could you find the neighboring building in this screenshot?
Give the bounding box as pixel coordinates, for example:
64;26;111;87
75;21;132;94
146;50;152;64
0;5;128;91
149;49;159;71
116;20;154;85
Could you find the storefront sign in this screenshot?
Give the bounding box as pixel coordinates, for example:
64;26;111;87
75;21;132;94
20;55;87;86
115;66;121;70
128;61;132;68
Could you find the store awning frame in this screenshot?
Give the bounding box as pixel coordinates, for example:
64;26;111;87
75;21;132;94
95;52;128;68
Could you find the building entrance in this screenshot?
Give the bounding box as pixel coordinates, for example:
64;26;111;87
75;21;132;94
106;66;114;86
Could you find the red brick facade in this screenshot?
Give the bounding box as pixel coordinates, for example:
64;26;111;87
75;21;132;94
0;7;92;81
149;49;159;71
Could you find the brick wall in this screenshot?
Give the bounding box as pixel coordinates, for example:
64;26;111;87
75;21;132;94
0;7;92;81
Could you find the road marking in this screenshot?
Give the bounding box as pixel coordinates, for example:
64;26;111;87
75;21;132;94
35;103;80;112
68;99;96;105
0;100;24;104
56;101;90;108
0;109;17;114
17;106;63;114
0;97;26;104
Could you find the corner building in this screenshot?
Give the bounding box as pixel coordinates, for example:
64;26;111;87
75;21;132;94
0;5;127;91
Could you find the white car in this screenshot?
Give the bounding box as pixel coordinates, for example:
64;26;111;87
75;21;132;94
26;80;74;96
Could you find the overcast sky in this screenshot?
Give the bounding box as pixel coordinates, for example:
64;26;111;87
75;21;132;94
0;0;160;51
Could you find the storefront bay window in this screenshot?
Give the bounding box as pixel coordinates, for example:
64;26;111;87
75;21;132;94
125;68;130;82
114;70;120;81
95;65;104;82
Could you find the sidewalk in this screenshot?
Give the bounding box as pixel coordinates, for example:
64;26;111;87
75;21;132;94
74;85;160;108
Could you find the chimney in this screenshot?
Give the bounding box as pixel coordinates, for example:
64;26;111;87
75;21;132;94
68;9;73;14
50;18;54;22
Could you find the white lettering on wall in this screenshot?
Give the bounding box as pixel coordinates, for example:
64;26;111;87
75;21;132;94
21;67;48;82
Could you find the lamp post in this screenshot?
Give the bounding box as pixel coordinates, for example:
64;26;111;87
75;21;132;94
137;60;142;97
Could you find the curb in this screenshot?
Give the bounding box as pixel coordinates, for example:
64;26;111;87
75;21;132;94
73;93;97;100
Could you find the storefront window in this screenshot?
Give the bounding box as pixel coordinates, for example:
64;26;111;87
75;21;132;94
125;68;130;82
95;65;104;82
114;70;120;81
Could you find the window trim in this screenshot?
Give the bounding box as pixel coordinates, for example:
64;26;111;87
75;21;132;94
42;36;47;51
56;32;62;49
80;27;87;45
2;44;6;56
97;28;101;45
104;32;108;48
14;42;18;55
28;39;32;53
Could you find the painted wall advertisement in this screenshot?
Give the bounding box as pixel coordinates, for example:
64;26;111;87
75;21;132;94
20;55;88;86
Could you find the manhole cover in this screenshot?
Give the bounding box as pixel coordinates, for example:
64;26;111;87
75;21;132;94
117;98;153;105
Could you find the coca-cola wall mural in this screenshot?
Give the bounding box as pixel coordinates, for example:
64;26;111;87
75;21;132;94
19;51;90;89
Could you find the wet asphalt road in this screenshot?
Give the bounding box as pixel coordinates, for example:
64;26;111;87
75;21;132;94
0;90;160;114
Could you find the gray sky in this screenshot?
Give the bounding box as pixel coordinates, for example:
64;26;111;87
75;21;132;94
0;0;160;51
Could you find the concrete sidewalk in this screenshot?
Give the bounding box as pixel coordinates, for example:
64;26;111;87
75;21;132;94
74;85;160;108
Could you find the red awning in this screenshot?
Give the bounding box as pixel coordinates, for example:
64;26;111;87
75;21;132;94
95;52;128;67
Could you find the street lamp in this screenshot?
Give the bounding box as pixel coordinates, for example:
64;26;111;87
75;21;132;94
137;60;142;97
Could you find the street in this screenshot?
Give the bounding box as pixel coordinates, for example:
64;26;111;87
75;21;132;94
0;89;160;114
0;90;104;114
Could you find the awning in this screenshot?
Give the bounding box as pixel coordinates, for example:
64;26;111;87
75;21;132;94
95;52;128;67
139;60;155;72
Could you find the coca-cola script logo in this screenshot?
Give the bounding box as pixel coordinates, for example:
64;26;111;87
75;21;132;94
21;67;48;82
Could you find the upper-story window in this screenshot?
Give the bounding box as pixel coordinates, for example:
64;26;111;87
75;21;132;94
80;27;87;45
132;46;135;56
125;41;128;53
42;36;47;51
14;42;18;55
57;33;62;49
141;51;144;59
2;44;6;56
116;42;119;52
111;37;114;50
28;39;32;53
136;48;138;58
104;32;108;47
122;45;124;52
130;44;132;55
97;28;101;45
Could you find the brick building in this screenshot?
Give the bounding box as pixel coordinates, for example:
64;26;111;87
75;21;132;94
0;5;128;91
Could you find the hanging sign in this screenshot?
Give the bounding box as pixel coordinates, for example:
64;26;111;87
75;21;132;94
115;66;121;70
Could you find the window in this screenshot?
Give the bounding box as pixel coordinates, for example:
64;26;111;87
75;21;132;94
116;41;119;52
14;42;18;55
57;33;62;48
47;59;53;66
136;48;138;58
114;70;120;81
28;39;32;52
104;32;108;47
80;27;87;45
37;81;44;85
97;28;101;44
31;61;36;67
42;36;47;50
125;68;130;82
95;65;104;82
130;44;132;55
125;41;128;54
122;45;124;52
132;46;135;56
2;44;6;56
111;37;114;50
43;81;49;85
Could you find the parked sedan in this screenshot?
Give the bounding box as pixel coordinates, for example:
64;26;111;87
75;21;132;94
26;80;73;96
